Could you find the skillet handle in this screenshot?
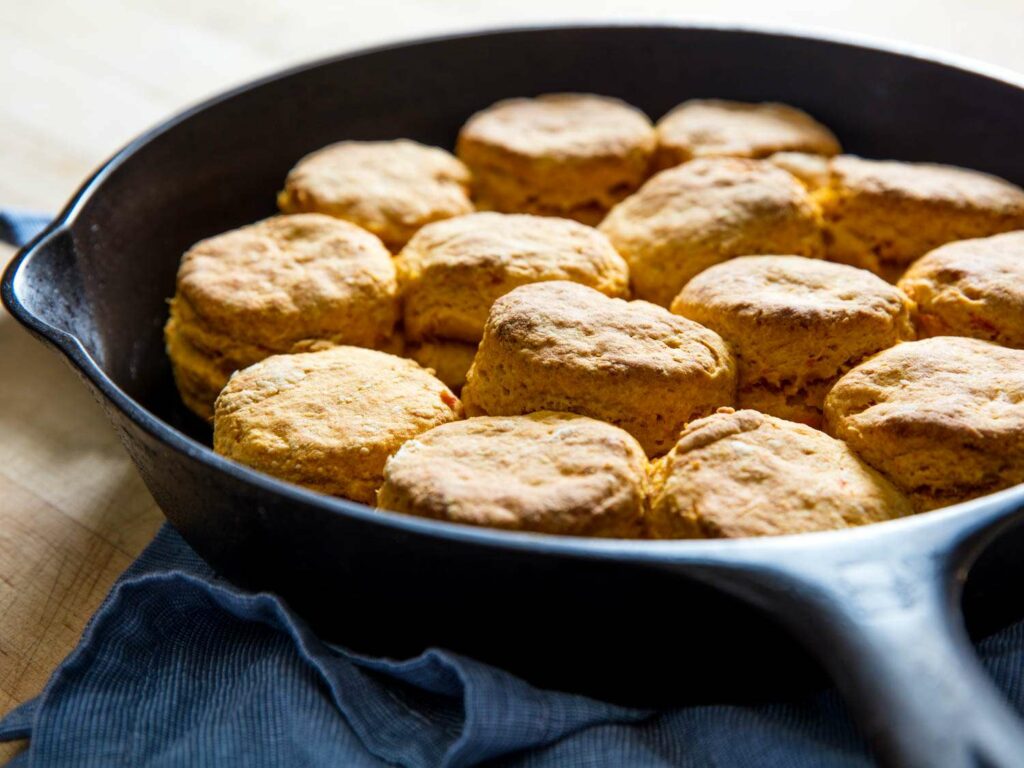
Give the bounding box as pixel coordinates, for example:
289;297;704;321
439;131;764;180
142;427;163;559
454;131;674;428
712;520;1024;768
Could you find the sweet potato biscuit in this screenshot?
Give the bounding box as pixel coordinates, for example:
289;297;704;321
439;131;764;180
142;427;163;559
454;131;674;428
599;157;824;307
898;231;1024;348
816;156;1024;281
654;99;840;170
671;256;915;427
278;140;473;250
462;281;736;456
166;214;399;419
767;151;832;191
824;337;1024;510
406;339;478;391
648;409;912;538
378;412;647;537
214;346;462;504
396;212;630;343
456;93;655;225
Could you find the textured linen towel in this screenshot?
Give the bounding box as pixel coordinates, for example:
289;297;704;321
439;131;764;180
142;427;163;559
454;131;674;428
3;210;1024;767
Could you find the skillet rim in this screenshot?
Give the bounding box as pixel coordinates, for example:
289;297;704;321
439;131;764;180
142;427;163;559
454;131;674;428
5;20;1024;562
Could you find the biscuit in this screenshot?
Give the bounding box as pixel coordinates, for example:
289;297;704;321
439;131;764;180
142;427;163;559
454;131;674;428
654;99;840;170
406;339;478;391
378;412;647;537
815;156;1024;281
767;151;832;191
278;140;473;250
396;212;630;343
671;255;915;427
824;337;1024;510
166;214;399;420
462;281;736;456
648;409;912;538
599;157;824;307
898;231;1024;348
213;346;462;503
456;93;655;225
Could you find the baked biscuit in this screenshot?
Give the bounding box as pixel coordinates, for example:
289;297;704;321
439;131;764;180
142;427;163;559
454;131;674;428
406;339;478;391
824;337;1024;510
599;158;824;307
462;281;736;456
898;231;1024;348
166;214;399;420
456;93;655;225
671;255;914;427
654;99;840;170
396;212;630;343
816;156;1024;281
767;151;832;191
378;412;647;537
278;140;473;250
214;346;462;503
648;409;912;538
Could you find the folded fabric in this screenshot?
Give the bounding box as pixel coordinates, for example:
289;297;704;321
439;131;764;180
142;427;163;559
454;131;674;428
2;210;1024;767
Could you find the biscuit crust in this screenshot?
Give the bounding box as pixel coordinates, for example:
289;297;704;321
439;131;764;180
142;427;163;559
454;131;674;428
898;231;1024;348
648;409;912;538
462;281;736;456
671;255;915;426
213;346;462;503
654;99;840;170
378;412;647;537
278;140;473;250
457;93;655;225
816;156;1024;281
166;214;398;418
599;158;824;307
396;212;630;343
824;337;1024;510
405;338;478;391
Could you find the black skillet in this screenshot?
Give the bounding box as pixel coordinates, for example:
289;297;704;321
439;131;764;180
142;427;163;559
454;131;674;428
5;24;1024;768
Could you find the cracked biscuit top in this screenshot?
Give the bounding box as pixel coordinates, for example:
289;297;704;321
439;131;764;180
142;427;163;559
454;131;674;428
457;93;655;225
600;157;824;307
378;412;647;537
649;408;912;538
462;280;736;455
824;336;1024;510
671;255;914;426
654;99;840;169
278;140;473;250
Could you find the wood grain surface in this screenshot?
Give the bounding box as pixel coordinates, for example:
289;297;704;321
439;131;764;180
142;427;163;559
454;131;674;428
2;1;1023;762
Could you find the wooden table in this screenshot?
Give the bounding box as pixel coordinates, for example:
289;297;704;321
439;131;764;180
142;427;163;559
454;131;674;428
2;1;1023;762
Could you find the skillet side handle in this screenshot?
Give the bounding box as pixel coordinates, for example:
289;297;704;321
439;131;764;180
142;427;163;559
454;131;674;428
727;546;1024;768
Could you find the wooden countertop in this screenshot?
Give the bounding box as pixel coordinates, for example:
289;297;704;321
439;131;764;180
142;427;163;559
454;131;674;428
2;1;1023;762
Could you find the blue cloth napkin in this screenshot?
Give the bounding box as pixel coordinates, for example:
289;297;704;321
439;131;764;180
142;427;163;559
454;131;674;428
3;210;1024;767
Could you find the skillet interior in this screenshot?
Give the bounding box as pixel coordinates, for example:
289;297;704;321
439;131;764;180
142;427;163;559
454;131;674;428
13;25;1024;706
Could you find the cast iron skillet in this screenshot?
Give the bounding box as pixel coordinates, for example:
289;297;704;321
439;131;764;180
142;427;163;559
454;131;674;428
5;23;1024;767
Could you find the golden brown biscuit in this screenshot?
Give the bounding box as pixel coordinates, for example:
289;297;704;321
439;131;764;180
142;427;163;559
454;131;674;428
214;346;462;503
648;408;912;538
824;337;1024;510
378;412;647;537
816;156;1024;281
671;255;915;427
599;158;824;307
456;93;655;225
166;214;398;420
462;281;736;456
406;339;478;391
898;231;1024;348
278;140;473;250
654;99;840;170
767;151;832;191
396;212;630;343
